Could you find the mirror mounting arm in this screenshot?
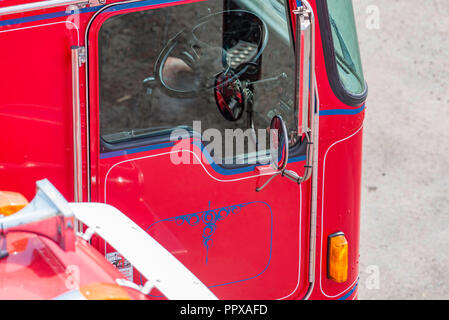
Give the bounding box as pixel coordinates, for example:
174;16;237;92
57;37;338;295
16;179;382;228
256;1;316;192
293;0;316;185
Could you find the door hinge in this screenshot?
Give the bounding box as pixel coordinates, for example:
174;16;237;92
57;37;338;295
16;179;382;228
293;4;313;18
77;46;87;66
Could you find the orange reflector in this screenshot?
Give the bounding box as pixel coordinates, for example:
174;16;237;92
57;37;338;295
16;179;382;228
79;283;130;300
327;232;349;283
0;191;28;216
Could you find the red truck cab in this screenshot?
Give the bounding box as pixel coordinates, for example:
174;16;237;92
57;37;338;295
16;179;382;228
0;0;367;300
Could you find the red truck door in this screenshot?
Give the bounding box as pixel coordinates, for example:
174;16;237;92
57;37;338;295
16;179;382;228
87;0;312;300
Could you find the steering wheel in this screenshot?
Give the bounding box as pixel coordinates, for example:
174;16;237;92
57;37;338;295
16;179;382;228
154;10;269;98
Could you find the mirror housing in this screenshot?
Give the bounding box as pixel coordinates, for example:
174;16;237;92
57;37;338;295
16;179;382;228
270;115;289;171
256;115;302;192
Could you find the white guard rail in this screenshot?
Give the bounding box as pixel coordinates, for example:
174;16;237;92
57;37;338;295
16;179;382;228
70;202;218;300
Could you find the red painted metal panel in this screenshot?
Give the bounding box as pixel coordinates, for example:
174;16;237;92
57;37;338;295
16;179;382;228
0;21;79;201
95;141;310;299
0;233;148;299
86;0;312;300
313;125;363;299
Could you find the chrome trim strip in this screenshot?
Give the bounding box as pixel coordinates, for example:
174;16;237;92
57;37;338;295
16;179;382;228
304;78;319;300
0;0;86;16
294;0;318;300
72;46;83;204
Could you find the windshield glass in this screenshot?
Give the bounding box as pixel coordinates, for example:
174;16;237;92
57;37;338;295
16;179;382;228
327;0;365;95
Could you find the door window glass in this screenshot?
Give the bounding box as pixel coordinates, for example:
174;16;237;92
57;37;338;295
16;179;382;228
98;0;297;165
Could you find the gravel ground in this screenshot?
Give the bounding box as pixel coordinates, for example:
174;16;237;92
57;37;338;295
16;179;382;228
353;0;449;299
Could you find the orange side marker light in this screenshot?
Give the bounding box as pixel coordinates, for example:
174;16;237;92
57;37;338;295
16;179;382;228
327;232;349;283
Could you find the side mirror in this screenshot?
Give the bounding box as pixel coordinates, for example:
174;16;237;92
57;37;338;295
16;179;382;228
256;115;301;192
256;1;317;192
